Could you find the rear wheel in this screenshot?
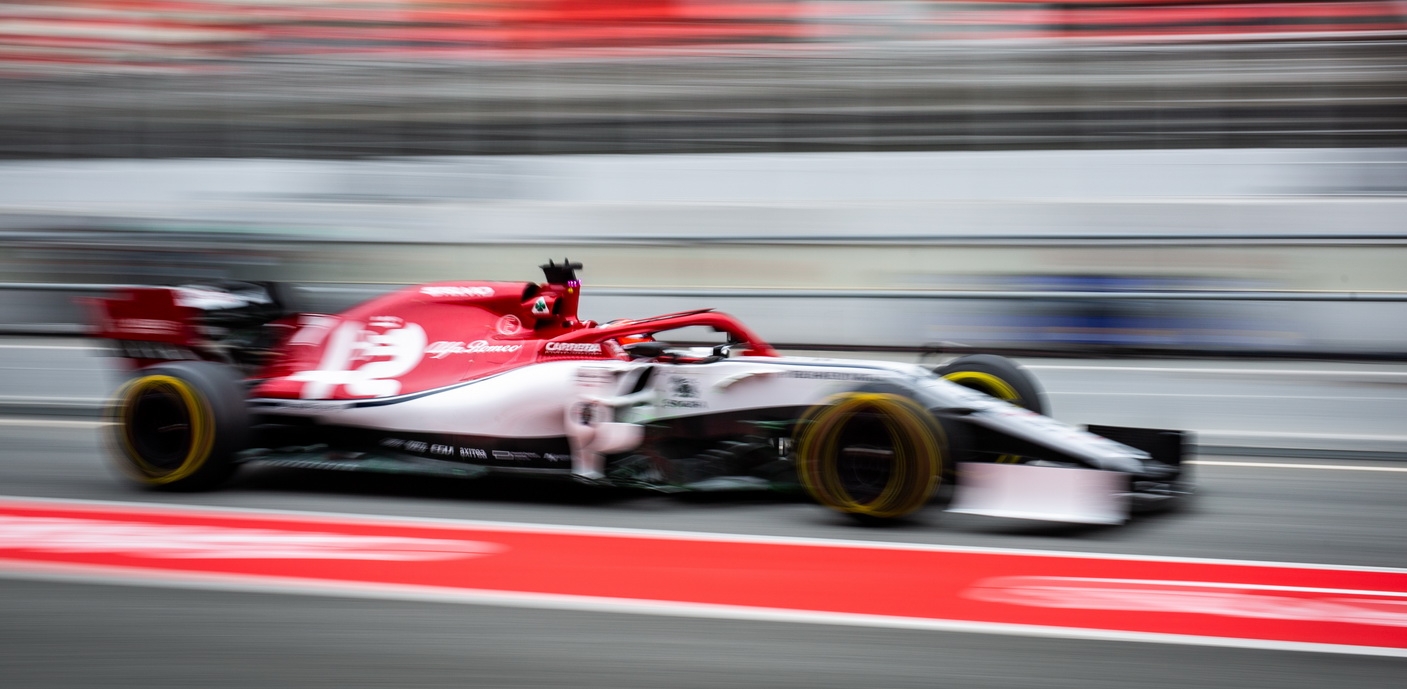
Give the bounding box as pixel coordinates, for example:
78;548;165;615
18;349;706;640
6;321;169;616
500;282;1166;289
796;392;949;522
109;361;249;491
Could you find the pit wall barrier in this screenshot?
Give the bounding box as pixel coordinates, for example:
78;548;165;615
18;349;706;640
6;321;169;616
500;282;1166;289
2;148;1403;356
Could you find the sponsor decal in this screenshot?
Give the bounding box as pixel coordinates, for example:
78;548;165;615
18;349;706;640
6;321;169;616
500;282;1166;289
426;340;524;359
369;315;404;329
420;285;495;299
388;439;432;454
662;376;707;408
784;370;885;382
496;314;524;336
378;439;568;465
115;318;182;336
0;515;499;561
670;377;699;398
489;450;560;464
173;289;251;310
574;367;616;389
574;401;598;426
543;342;604;355
494;450;542;463
531;297;551;315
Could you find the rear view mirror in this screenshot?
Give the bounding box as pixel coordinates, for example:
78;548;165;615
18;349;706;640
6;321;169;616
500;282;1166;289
624;341;668;359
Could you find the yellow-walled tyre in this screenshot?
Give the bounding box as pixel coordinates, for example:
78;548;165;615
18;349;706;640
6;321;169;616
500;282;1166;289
935;354;1046;415
796;392;948;522
109;361;249;491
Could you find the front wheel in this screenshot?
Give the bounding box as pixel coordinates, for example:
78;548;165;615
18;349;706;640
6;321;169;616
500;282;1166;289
108;361;249;491
935;354;1046;415
795;392;950;522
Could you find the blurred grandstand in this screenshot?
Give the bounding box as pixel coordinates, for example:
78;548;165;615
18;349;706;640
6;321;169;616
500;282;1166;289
0;1;1403;156
3;2;1405;70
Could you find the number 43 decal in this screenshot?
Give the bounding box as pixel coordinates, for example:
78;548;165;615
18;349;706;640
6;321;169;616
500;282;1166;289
289;320;427;399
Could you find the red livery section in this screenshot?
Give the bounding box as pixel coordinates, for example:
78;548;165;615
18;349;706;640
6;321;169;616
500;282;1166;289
1;498;1404;655
88;262;781;401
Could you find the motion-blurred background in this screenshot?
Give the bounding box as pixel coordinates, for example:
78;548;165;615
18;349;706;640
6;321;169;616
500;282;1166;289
2;0;1405;356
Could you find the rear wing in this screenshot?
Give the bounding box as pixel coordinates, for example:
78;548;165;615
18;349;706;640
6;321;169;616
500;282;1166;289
83;283;286;370
87;287;202;343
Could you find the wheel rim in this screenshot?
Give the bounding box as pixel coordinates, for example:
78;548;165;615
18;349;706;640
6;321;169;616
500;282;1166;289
116;375;213;483
130;384;191;469
942;371;1022;404
830;410;898;505
799;393;943;519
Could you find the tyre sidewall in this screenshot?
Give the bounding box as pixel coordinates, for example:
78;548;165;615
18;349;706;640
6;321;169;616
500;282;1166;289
109;361;248;491
795;386;951;521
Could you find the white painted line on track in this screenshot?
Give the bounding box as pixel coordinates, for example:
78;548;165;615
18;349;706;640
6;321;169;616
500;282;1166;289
1012;576;1407;598
1;560;1404;658
0;365;105;370
1198;430;1407;442
1053;391;1407;401
0;397;103;404
0;419;107;428
1031;364;1407;378
0;344;100;351
1191;460;1407;473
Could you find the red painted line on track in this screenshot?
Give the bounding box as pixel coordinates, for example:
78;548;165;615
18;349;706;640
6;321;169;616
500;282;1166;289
1;498;1404;653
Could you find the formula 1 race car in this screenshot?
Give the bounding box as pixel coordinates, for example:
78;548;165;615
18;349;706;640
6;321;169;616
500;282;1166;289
87;261;1191;525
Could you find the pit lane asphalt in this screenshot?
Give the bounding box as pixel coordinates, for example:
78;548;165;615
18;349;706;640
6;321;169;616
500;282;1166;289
1;339;1405;687
1;422;1405;688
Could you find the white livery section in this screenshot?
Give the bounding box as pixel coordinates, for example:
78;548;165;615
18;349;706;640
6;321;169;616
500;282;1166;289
252;354;1150;484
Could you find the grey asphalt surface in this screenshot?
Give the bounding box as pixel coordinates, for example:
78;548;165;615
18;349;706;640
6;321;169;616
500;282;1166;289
1;338;1406;687
0;423;1405;688
4;578;1403;689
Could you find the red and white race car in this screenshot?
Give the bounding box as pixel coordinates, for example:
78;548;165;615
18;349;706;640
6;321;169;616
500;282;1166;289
88;261;1190;525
